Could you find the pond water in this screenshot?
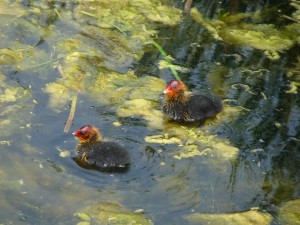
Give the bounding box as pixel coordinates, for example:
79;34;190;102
0;0;299;224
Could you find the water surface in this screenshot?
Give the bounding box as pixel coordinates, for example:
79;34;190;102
0;0;299;224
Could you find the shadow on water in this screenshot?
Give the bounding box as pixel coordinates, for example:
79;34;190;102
0;0;299;224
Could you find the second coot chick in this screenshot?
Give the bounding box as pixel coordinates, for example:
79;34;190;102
73;125;130;172
163;80;222;123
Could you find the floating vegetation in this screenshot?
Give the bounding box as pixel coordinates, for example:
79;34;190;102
74;0;182;67
46;50;240;160
289;0;300;23
45;56;166;126
145;128;239;160
0;73;33;139
79;10;127;36
0;1;25;16
185;208;273;225
0;0;184;113
44;52;88;109
0;48;23;65
42;0;183;117
90;71;166;129
190;8;297;60
74;202;153;225
0;0;191;141
145;105;241;160
286;57;300;94
158;59;190;74
278;198;300;225
76;0;182;27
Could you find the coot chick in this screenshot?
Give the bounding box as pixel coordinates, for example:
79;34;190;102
73;125;130;172
163;80;222;124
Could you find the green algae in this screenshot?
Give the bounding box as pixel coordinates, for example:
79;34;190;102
190;8;224;41
0;66;34;149
76;212;91;221
75;202;153;225
90;70;165;104
45;55;166;126
145;134;181;145
73;0;182;65
46;58;242;160
185;208;273;225
278;198;300;225
0;0;25;16
42;0;182;110
286;57;300;94
0;88;19;102
44;52;89;109
45;52;240;160
76;0;181;28
0;73;34;138
159;59;190;74
290;0;300;22
0;49;23;65
0;0;183;104
145;105;241;160
145;129;239;160
117;98;165;129
90;71;166;128
0;6;55;71
190;8;296;60
286;81;300;94
221;24;294;52
1;0;243;170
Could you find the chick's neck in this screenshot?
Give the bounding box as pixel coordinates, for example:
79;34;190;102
166;90;189;104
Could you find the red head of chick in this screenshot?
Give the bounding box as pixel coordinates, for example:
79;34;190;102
73;125;103;144
73;125;130;171
163;80;189;100
163;80;222;123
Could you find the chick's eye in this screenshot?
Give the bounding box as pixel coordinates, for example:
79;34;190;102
171;84;178;89
80;130;86;135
